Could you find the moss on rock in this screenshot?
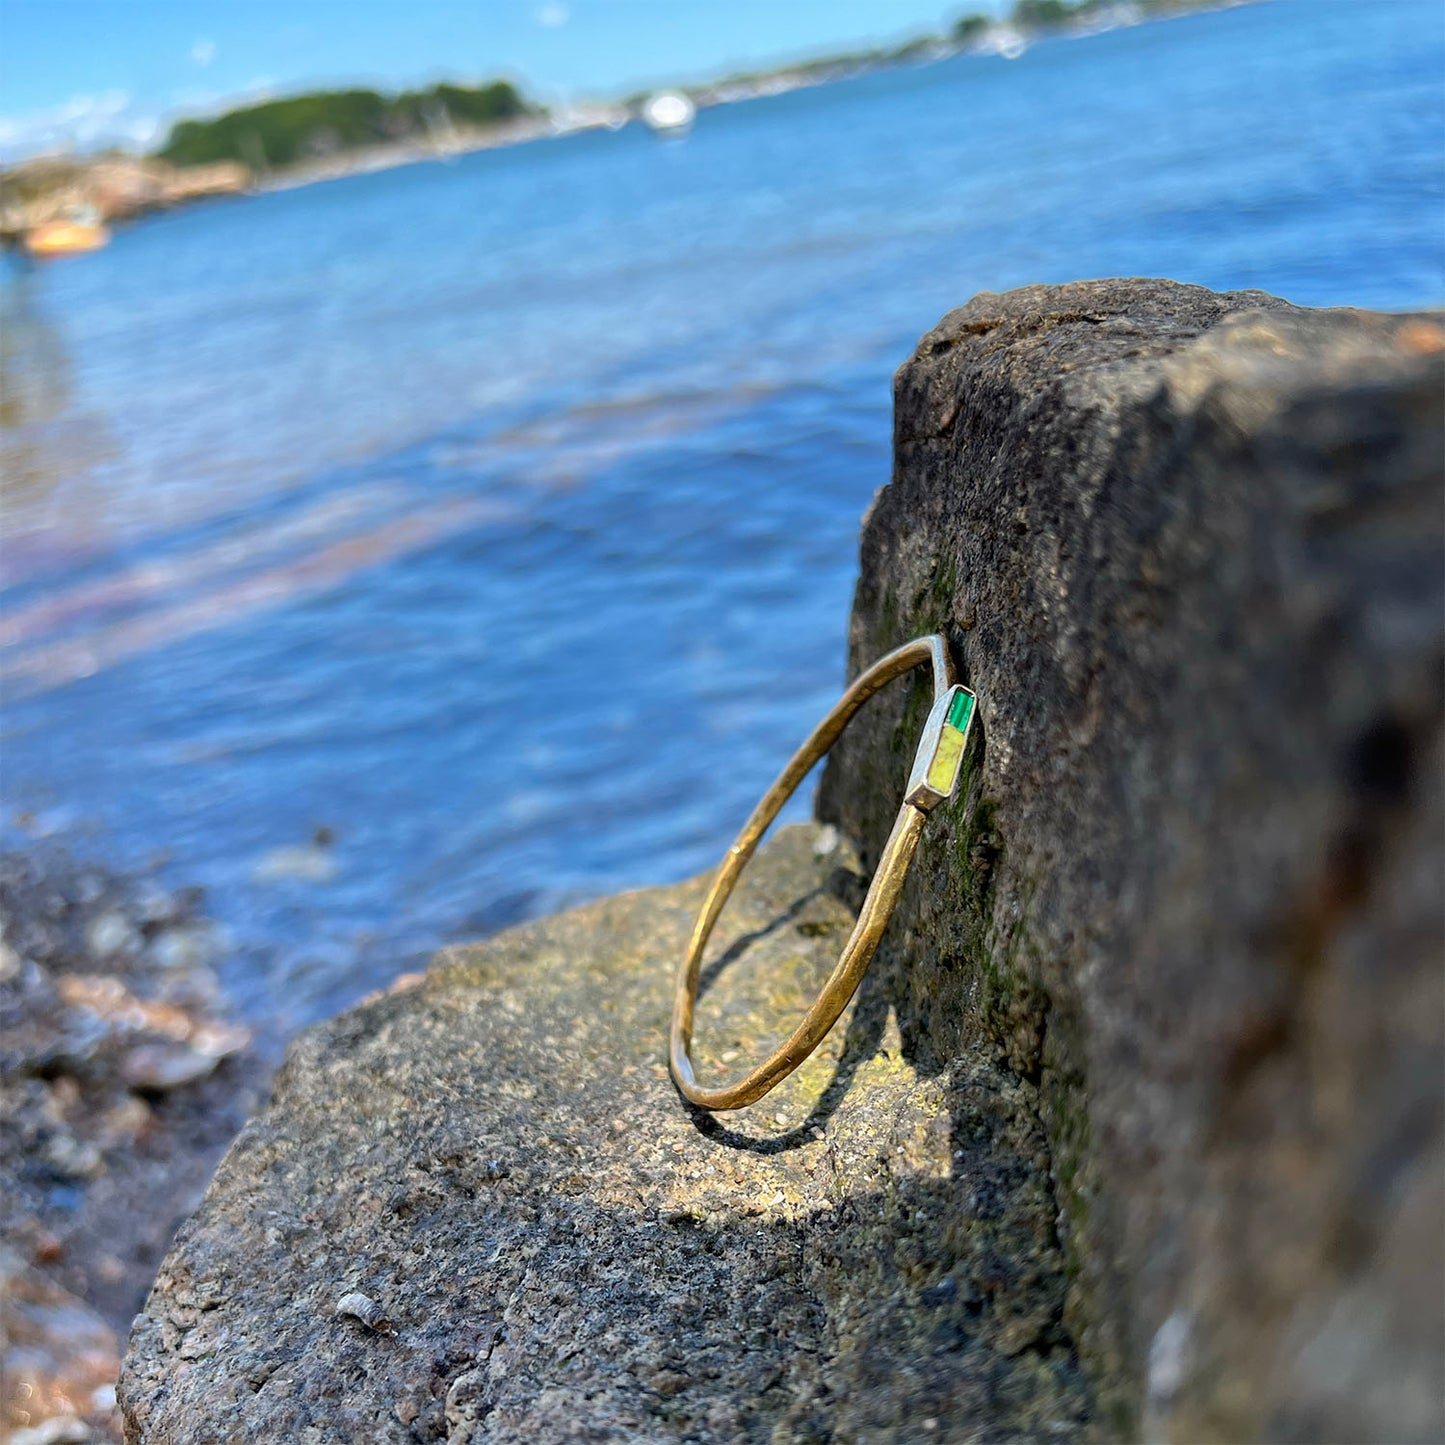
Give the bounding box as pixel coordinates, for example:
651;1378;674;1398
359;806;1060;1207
818;280;1444;1441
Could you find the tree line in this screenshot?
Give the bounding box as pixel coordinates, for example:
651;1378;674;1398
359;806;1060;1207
158;81;535;171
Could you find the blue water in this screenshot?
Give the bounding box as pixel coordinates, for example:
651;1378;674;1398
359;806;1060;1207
2;0;1442;1035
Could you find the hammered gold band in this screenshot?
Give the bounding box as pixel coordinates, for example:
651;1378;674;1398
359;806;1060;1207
669;634;976;1111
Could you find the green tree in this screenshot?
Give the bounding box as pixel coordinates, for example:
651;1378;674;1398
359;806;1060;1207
1011;0;1075;27
158;81;532;171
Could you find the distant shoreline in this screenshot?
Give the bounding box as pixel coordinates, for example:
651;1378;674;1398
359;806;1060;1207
197;0;1260;202
260;0;1258;196
0;0;1254;245
249;109;623;197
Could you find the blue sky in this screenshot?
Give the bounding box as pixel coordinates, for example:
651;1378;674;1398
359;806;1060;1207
0;0;1006;160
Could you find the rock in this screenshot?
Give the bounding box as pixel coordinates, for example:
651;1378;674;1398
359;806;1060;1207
121;825;1092;1442
0;938;23;984
0;155;251;238
145;926;215;974
120;280;1442;1443
149;161;251;209
815;280;1444;1440
1;1259;120;1439
84;914;139;962
120;1042;227;1093
0;849;260;1445
10;1418;96;1445
334;1290;393;1334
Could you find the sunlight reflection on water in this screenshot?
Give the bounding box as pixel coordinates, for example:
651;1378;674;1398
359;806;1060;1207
1;0;1441;1034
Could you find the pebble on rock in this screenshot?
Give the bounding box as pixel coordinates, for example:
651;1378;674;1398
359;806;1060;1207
334;1291;392;1334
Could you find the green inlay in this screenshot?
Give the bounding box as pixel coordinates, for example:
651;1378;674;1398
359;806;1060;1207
946;689;975;732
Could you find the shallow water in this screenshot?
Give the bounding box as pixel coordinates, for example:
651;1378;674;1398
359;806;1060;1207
2;0;1442;1035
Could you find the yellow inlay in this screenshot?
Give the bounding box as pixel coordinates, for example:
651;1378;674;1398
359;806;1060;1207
926;724;966;795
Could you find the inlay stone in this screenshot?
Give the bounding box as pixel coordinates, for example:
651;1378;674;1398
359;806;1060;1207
924;686;975;797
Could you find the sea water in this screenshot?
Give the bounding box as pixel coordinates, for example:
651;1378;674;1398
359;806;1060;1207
2;0;1441;1033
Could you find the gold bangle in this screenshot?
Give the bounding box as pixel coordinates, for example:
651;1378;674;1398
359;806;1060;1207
670;634;977;1111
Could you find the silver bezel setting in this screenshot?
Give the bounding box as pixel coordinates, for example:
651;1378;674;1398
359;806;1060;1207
904;684;976;812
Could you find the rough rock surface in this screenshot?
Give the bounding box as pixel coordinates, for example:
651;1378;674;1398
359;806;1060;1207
816;280;1444;1441
122;280;1443;1444
120;826;1092;1442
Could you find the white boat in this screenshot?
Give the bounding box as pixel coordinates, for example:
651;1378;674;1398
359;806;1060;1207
641;91;696;135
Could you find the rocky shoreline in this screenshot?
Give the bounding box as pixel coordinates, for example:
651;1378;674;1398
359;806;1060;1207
0;155;251;244
114;280;1443;1442
0;1;1253;252
0;849;264;1444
